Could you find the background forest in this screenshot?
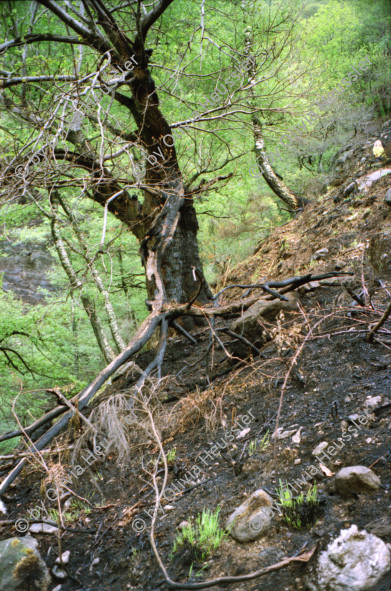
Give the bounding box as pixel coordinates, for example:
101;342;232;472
0;0;390;447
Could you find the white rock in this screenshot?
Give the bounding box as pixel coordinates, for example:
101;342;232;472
164;505;176;511
29;522;59;533
55;550;70;565
178;521;190;530
348;414;360;422
236;427;251;439
292;426;303;444
0;499;7;515
51;565;67;580
313;248;329;260
305;525;391;591
272;425;298;440
312;442;329;456
364;396;382;409
226;489;273;542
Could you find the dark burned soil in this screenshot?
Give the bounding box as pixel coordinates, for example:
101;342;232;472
1;123;391;591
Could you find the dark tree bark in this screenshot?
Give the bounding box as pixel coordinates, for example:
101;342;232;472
30;0;213;309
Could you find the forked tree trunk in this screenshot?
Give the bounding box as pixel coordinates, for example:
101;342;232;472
32;0;213;310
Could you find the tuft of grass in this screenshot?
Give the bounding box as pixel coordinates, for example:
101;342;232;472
248;430;269;456
170;507;228;562
276;480;320;529
48;500;91;524
166;448;177;464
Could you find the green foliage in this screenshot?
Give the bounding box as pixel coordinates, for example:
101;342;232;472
276;480;320;529
48;500;91;524
166;448;177;464
171;507;228;562
0;195;147;450
248;430;269;456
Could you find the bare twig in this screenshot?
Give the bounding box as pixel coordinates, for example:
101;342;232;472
367;300;391;343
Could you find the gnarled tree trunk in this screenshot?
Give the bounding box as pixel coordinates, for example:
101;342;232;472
34;0;212;310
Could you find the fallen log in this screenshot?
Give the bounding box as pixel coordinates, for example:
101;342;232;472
0;312;164;496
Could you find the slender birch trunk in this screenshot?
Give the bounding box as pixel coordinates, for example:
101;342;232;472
243;24;299;211
50;203;115;364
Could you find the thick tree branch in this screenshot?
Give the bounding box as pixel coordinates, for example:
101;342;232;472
0;75;79;89
36;0;113;55
0;34;89;54
0;311;165;495
137;0;175;45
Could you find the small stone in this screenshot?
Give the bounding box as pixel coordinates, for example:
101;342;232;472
55;551;70;565
236;427;251;439
51;565;67;580
313;248;329;260
226;489;273;542
299;281;321;294
91;558;100;567
164;505;175;511
292;427;303;444
294;458;301;465
312;442;329;457
272;426;298;440
29;523;59;534
178;521;190;530
335;466;381;497
385;188;391;206
365;395;382;409
373;139;386;159
0;536;51;591
52;586;62;591
0;499;7;515
348;414;360;422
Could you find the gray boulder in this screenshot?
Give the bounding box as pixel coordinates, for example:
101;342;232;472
305;525;390;591
335;466;380;497
226;489;274;542
0;536;51;591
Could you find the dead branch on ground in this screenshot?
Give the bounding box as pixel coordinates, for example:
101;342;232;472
367;300;391;343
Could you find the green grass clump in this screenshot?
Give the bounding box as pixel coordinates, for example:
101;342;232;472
276;480;320;529
248;430;269;456
171;507;228;562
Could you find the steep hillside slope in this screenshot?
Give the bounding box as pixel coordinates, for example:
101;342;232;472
0;120;390;591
